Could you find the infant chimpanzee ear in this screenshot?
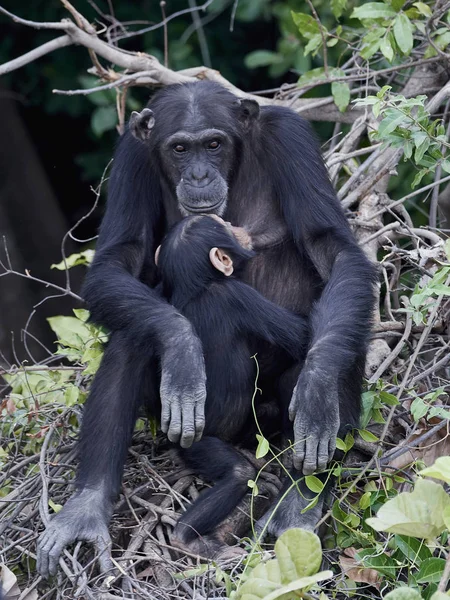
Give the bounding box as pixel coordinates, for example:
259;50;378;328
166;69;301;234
209;247;234;276
154;245;161;266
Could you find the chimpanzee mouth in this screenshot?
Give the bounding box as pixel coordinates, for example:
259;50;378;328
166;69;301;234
181;198;226;214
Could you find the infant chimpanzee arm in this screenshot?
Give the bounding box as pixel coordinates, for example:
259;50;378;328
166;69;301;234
227;280;310;359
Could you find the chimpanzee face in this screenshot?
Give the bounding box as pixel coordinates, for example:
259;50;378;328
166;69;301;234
159;128;234;217
129;93;259;217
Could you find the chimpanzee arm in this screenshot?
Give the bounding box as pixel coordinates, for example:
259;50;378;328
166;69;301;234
83;131;206;449
225;281;310;360
266;107;377;474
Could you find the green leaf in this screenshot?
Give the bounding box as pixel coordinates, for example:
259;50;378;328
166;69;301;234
304;34;323;56
359;491;372;510
335;437;347;451
413;2;432;17
291;12;320;39
420;457;450;484
51;249;95;270
64;385;79;406
384;589;423;600
380;35;394;61
394;535;432;565
236;558;281;600
47;316;91;349
275;528;323;581
305;475;324;494
73;308;90;322
332;81;350;112
297;67;326;87
379;391;399;406
443;505;450;531
91;106;117;137
431;594;450;600
378;111;408;137
49;499;63;514
351;3;396;19
247;479;259;496
412;168;429;188
416;557;446;584
366;478;450;539
442;159;450;173
255;434;270;459
245;51;280;69
410;397;429;422
358;429;379;442
331;0;347;19
393;13;415;54
263;572;333;600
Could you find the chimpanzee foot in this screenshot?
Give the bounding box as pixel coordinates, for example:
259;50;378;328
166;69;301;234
255;484;324;539
37;492;113;578
171;532;245;562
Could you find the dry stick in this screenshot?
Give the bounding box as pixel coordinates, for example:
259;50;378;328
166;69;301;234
0;35;72;75
438;550;450;592
368;174;450;221
380;420;449;466
369;311;413;383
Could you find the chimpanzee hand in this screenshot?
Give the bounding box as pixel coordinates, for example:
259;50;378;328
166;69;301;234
160;328;206;448
37;492;113;578
288;366;340;474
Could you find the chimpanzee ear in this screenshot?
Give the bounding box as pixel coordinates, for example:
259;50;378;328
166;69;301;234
209;247;234;276
154;245;161;266
130;108;155;142
238;98;260;129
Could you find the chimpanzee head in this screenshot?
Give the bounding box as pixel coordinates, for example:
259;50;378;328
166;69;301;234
129;82;260;217
156;215;254;304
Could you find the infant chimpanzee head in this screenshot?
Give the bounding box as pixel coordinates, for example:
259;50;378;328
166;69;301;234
156;215;254;301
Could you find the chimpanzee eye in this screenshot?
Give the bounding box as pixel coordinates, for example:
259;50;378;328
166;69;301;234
173;144;187;153
208;140;220;150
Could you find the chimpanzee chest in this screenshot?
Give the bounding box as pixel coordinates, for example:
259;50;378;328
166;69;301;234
241;240;323;315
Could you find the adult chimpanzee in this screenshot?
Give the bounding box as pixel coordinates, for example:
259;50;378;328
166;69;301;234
156;214;309;556
37;81;376;578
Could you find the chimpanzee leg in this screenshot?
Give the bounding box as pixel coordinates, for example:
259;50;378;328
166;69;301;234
172;437;256;557
37;331;158;578
256;358;362;538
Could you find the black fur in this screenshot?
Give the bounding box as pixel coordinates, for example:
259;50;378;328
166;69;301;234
37;81;377;576
158;215;309;547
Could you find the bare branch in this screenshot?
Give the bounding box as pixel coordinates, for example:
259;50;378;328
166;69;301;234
0;35;72;76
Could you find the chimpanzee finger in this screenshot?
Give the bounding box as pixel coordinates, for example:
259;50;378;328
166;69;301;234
180;403;196;448
160;400;171;435
328;436;337;462
317;438;330;472
167;403;181;443
96;535;114;574
292;434;306;472
302;436;319;475
48;539;65;577
37;531;51;577
194;402;205;442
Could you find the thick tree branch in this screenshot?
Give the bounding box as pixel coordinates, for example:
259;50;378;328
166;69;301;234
0;35;72;76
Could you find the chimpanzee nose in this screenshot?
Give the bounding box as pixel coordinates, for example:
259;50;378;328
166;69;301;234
191;167;209;183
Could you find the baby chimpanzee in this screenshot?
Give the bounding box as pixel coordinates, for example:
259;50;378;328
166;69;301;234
156;215;309;557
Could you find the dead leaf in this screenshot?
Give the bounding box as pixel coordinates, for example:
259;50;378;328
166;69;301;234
0;564;38;600
339;547;381;588
387;425;450;472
